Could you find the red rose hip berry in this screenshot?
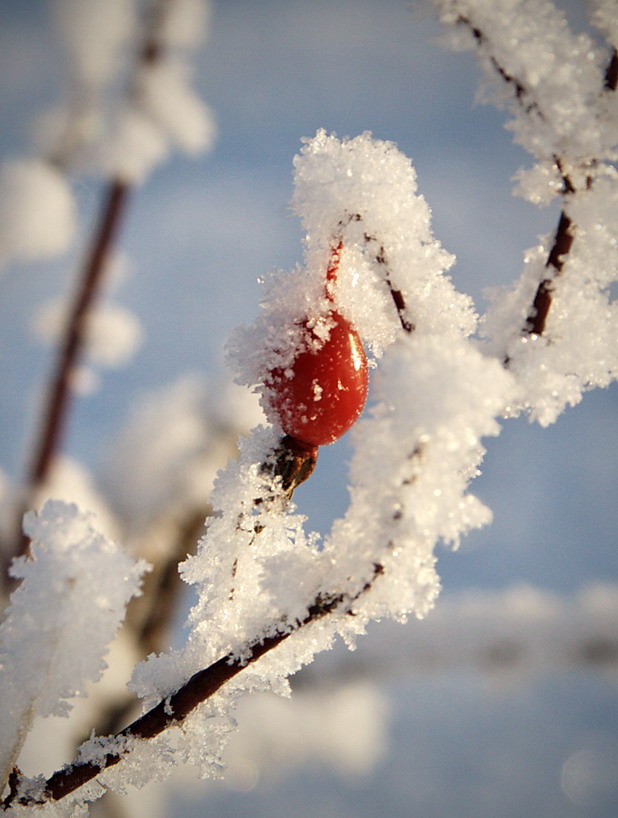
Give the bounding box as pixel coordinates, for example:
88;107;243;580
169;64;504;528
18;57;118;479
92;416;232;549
267;310;368;446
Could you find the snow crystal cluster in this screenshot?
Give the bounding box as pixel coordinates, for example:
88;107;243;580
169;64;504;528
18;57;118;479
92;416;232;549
229;129;476;423
433;0;618;425
435;0;615;162
126;73;616;782
0;500;146;792
482;173;618;425
228;132;511;632
50;0;215;181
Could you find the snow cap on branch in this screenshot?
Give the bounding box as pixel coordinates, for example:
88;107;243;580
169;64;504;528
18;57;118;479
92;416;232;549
228;130;475;426
103;376;262;533
54;0;138;90
105;0;216;183
221;130;506;659
432;0;613;163
0;159;76;269
292;130;470;349
137;60;216;156
159;0;212;48
33;298;143;373
588;0;618;48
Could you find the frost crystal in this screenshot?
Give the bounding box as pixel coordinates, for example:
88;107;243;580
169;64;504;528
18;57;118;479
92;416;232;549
228;130;475;426
432;0;618;425
433;0;613;162
325;335;514;623
3;1;617;805
483;174;618;424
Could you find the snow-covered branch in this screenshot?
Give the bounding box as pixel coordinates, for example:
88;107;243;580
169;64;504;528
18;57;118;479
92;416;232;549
0;501;146;797
433;0;617;424
0;0;616;814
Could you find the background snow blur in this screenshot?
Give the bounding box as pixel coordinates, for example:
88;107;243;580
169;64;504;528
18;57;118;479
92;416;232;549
0;0;616;816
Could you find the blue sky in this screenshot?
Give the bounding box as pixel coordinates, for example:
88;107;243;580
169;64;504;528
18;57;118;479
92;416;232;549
1;1;617;815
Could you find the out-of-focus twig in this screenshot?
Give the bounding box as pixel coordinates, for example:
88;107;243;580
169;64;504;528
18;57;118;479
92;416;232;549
2;179;130;588
3;0;183;587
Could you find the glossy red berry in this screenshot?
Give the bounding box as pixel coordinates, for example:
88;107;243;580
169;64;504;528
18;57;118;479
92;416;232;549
267;310;368;446
265;239;368;447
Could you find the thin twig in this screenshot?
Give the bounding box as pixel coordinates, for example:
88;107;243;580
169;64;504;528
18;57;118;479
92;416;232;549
337;212;415;333
4;180;130;582
26;180;130;494
457;15;546;121
458;17;616;346
4;0;180;584
524;211;574;336
522;44;617;339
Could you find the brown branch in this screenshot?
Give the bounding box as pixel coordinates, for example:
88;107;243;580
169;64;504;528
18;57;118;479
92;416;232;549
91;434;317;739
523;211;574;336
458;18;616;346
457;15;546;121
26;180;130;494
522;41;617;340
134;508;208;656
460;6;573;340
3;566;384;809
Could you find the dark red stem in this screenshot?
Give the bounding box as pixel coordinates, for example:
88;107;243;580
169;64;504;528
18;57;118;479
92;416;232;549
27;180;129;490
524;211;574;336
